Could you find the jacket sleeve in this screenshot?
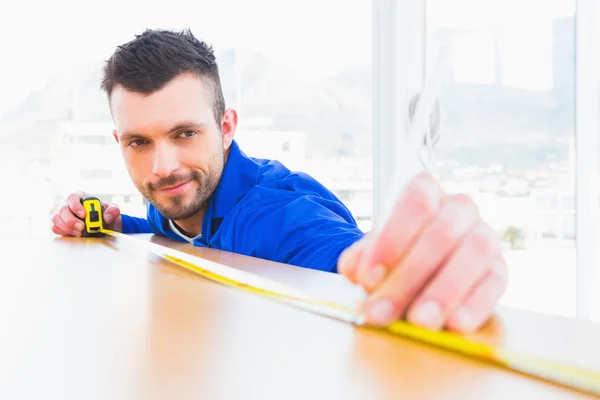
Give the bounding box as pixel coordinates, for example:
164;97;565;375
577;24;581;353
227;192;365;273
120;214;153;234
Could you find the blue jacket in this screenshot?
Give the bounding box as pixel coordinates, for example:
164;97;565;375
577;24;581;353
120;140;365;273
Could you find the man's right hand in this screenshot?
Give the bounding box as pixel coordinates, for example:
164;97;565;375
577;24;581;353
51;191;122;237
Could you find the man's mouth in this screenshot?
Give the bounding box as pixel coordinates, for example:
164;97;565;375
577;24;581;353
157;180;192;195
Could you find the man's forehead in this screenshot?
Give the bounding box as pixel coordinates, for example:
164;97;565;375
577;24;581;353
110;74;214;131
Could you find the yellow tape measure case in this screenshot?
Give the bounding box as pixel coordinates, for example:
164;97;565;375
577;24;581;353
79;196;106;237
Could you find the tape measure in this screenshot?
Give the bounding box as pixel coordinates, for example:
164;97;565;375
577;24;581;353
80;196;106;237
79;196;600;396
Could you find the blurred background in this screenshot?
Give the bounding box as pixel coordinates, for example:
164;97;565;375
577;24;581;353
0;0;599;321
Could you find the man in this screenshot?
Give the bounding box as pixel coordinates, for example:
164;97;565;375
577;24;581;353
51;29;507;333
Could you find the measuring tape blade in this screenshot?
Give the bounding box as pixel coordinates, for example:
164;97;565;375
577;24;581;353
384;319;600;396
100;228;361;324
86;227;600;396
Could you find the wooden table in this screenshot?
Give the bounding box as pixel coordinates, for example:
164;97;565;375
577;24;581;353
1;233;599;399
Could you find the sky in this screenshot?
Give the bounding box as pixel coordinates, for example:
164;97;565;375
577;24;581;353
0;0;371;116
427;0;576;90
0;0;579;116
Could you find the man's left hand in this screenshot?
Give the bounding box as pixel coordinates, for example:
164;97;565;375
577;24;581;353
337;172;508;333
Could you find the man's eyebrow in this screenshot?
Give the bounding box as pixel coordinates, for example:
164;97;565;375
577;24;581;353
169;121;207;132
120;121;207;142
119;132;147;142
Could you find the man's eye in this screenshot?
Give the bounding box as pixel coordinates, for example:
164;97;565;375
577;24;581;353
178;130;197;139
128;139;148;148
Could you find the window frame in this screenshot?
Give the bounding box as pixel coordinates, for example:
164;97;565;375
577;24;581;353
574;0;600;320
374;0;600;320
372;0;425;222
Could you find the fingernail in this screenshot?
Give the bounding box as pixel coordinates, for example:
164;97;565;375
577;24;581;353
75;221;84;230
410;301;442;329
363;264;386;290
104;214;113;224
455;307;475;332
367;299;395;325
78;210;86;218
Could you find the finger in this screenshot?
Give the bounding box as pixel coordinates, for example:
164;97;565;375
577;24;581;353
404;222;501;330
337;237;367;283
100;200;111;211
103;204;121;226
361;193;481;323
360;193;480;293
66;191;88;219
51;224;69;237
59;205;85;231
52;214;81;237
356;173;443;285
446;257;508;333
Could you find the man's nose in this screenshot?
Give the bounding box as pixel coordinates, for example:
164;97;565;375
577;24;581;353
152;144;180;177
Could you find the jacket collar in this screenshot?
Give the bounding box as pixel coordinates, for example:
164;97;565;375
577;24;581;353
210;139;259;218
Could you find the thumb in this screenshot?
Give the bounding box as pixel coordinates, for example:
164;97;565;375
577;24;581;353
102;204;121;226
337;236;368;284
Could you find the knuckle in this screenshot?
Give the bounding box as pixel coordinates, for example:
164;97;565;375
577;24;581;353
59;209;73;222
67;192;79;202
51;214;61;225
430;204;475;244
450;193;480;217
66;217;79;229
68;192;84;204
62;208;74;219
452;193;475;209
63;207;77;218
465;224;498;258
451;192;472;204
405;185;440;218
430;218;461;244
405;192;429;216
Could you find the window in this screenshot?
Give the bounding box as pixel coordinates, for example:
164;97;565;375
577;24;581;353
0;0;373;237
335;190;354;202
561;195;575;210
426;0;577;317
76;135;109;146
81;170;112;180
536;195;558;211
590;0;600;322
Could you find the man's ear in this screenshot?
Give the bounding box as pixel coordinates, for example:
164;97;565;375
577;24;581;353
221;108;238;150
112;129;119;144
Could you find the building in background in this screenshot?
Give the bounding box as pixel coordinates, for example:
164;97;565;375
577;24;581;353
52;121;146;218
234;117;308;172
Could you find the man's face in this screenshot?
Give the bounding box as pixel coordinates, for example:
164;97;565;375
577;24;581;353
110;73;235;221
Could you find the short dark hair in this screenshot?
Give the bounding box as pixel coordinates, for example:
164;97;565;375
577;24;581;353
101;28;226;123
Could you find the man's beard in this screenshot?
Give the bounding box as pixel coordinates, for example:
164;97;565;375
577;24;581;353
138;149;224;221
